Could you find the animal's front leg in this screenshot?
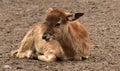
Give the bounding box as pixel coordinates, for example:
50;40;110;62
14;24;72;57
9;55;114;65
38;53;56;62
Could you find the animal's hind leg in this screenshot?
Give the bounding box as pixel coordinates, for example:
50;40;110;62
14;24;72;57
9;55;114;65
38;52;57;62
11;49;36;59
11;29;35;58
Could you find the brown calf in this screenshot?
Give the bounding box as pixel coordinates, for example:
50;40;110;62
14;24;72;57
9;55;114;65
11;23;66;62
42;8;92;60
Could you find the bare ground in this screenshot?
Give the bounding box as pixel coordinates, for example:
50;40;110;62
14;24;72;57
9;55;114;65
0;0;120;71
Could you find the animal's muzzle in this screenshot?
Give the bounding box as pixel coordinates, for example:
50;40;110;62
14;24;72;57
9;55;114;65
42;33;50;41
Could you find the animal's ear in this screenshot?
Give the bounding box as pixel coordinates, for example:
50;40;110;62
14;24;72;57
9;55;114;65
67;13;84;21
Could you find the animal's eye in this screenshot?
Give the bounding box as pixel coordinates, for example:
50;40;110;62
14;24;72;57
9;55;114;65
55;23;60;27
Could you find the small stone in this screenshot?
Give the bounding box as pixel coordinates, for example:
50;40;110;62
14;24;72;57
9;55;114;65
3;65;12;69
46;66;49;69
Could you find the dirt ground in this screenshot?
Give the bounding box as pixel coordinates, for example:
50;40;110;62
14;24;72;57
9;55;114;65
0;0;120;71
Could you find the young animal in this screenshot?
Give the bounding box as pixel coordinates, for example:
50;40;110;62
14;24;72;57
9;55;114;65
42;8;92;60
11;23;66;62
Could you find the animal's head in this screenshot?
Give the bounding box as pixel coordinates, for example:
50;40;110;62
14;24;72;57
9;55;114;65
42;8;84;41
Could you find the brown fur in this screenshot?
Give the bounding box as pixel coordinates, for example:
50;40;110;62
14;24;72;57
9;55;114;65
43;8;92;60
11;8;91;62
11;23;66;62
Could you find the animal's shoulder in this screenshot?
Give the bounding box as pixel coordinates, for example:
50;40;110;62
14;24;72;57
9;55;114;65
68;21;89;37
69;21;86;31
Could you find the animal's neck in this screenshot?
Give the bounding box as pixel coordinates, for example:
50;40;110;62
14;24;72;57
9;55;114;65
56;21;91;58
57;23;78;57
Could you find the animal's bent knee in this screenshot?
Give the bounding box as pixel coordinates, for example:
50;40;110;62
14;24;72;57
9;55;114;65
47;54;56;62
38;54;56;62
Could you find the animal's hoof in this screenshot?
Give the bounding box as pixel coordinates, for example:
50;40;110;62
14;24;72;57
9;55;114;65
10;50;18;57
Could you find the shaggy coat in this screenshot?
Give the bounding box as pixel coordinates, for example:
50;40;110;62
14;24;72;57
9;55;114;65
11;8;91;62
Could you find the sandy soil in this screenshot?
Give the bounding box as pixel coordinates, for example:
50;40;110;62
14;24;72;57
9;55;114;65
0;0;120;71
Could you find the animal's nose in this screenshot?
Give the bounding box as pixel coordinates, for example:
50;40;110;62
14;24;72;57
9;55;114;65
42;34;50;41
42;34;47;39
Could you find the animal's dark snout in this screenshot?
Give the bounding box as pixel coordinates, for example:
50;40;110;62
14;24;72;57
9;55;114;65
42;33;50;41
42;34;47;39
